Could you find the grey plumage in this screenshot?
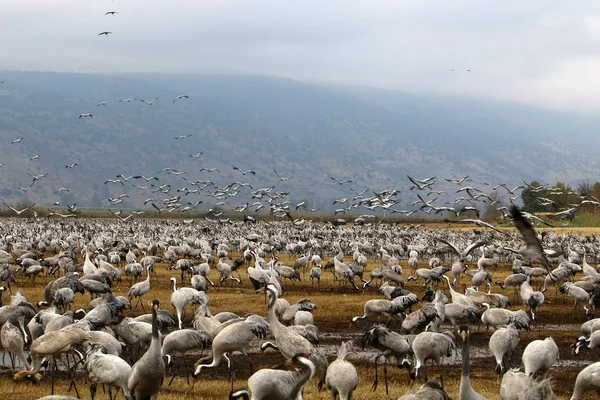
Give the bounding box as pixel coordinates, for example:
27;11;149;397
127;299;165;400
193;314;269;376
570;361;600;400
402;304;439;334
362;325;412;392
489;323;520;374
399;378;452;400
85;343;132;400
247;353;315;400
522;337;559;377
458;325;486;400
500;369;554;400
325;340;358;400
410;331;455;380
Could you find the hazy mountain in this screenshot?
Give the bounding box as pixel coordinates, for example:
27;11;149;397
0;70;598;210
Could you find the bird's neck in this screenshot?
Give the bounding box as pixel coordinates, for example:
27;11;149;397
290;358;315;398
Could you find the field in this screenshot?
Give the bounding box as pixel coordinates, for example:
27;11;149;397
2;221;600;400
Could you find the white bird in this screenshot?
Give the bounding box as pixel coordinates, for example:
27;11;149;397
79;113;93;118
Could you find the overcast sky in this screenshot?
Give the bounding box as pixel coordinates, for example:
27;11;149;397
2;0;600;111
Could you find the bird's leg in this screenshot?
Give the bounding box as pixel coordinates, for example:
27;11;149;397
139;297;147;313
90;382;97;400
51;359;56;395
245;353;254;374
384;357;389;395
371;355;379;391
9;353;15;373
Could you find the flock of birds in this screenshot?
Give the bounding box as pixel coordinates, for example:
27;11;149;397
2;5;600;400
0;204;598;399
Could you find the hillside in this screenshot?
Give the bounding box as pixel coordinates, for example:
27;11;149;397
0;70;598;211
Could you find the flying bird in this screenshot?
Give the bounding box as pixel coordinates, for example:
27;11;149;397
98;31;112;36
30;155;40;160
330;176;352;185
65;163;78;168
28;173;47;181
11;138;23;144
96;101;110;106
105;11;119;15
3;202;35;216
190;153;203;158
133;175;159;182
274;169;293;181
233;167;256;176
140;97;159;105
174;134;193;140
510;205;552;272
79;113;93;118
173;95;189;103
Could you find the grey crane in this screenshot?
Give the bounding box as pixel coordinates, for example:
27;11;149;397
82;330;124;356
574;328;600;357
522;336;559;378
496;273;528;302
85;343;132;400
399;378;452;399
442;275;475;306
519;278;545;319
480;303;531;330
14;326;91;396
401;303;440;334
362;325;411;394
262;283;328;387
170;277;207;329
44;273;84;304
128;269;151;312
1;316;30;371
193;315;269;376
246;352;315;400
560;282;590;318
500;369;554;400
54;287;75;312
437;238;487;260
510;205;552;272
351;295;415;325
410;330;456;380
458;325;486;400
281;298;316;325
570;361;600;399
489;322;519;374
325;340;358;400
127;299;165;400
309;263;322;289
161;329;212;385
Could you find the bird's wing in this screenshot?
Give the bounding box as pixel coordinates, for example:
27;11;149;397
511;206;543;252
436;239;460;256
463;241;487;256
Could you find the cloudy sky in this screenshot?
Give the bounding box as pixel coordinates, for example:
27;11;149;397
2;0;600;111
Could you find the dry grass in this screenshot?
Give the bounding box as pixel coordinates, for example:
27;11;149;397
3;252;599;399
